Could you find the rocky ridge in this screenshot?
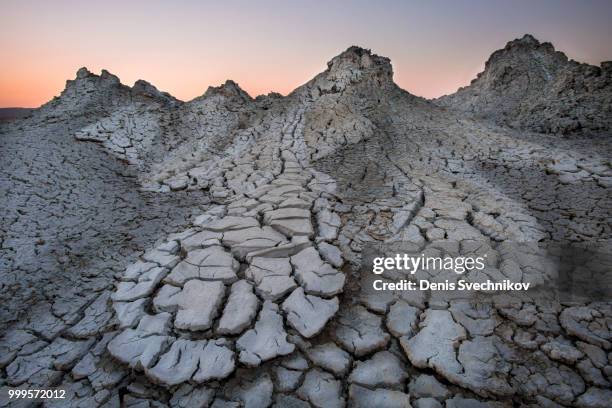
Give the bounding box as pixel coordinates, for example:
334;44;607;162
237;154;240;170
0;39;611;407
436;34;612;134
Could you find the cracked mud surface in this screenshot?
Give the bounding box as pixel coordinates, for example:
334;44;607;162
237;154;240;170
1;38;611;408
0;123;209;326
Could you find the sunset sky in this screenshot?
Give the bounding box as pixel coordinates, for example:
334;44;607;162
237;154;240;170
1;0;611;108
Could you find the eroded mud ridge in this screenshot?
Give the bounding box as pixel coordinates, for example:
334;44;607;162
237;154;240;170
1;37;611;407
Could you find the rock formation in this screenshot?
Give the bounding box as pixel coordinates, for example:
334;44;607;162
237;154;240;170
0;36;611;407
436;34;612;134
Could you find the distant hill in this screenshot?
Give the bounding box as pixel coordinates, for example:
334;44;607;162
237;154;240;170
435;34;612;135
0;107;33;122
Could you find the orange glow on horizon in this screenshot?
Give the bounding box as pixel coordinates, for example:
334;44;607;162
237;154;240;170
0;61;481;108
1;1;610;108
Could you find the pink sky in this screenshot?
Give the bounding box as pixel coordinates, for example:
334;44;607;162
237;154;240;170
1;0;610;107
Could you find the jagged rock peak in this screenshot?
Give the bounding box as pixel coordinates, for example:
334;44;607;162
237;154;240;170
71;70;175;102
131;79;176;102
67;67;125;91
132;79;159;95
31;67;132;127
512;33;541;46
485;34;566;70
76;67;93;79
100;69;121;84
203;80;252;101
502;34;551;52
436;34;612;134
326;46;393;81
294;46;396;98
73;67;122;84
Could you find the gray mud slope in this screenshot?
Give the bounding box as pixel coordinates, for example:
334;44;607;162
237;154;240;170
0;122;208;326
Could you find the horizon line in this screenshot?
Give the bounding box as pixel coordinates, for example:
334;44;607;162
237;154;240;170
3;37;611;109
